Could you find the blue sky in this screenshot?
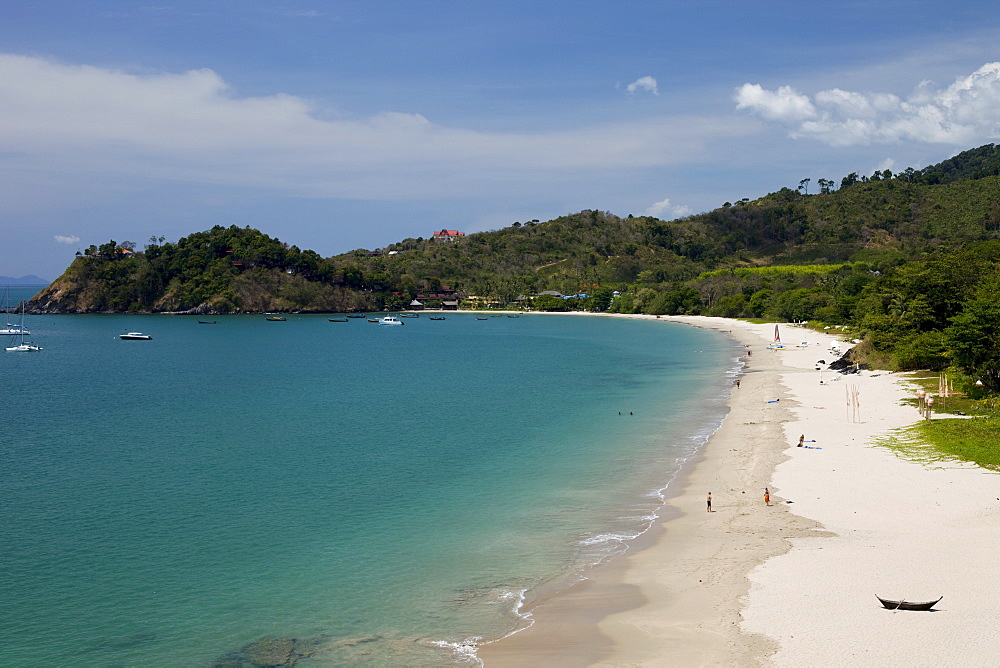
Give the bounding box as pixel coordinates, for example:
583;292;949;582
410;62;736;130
3;1;1000;280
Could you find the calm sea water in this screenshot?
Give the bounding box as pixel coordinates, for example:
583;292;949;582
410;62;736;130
1;301;737;666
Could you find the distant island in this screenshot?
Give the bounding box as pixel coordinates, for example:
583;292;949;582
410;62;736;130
1;275;50;285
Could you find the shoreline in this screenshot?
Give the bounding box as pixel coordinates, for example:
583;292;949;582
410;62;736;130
480;316;1000;666
478;315;805;666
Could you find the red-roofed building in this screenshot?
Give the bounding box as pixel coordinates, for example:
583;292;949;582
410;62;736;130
432;229;465;242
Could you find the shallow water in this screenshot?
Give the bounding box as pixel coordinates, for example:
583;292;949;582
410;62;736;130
1;311;736;665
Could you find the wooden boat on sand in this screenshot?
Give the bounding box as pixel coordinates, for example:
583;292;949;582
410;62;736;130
877;595;942;611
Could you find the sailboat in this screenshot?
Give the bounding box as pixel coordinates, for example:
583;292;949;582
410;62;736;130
766;324;786;350
0;288;29;336
5;302;41;352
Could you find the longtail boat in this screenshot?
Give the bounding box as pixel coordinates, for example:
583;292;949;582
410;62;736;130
877;595;942;611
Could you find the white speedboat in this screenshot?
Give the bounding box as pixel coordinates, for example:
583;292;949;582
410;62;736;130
120;332;153;340
378;316;404;326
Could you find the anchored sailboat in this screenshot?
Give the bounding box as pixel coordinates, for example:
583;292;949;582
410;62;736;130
5;302;41;352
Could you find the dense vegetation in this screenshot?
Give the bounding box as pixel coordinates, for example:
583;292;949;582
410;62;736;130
32;143;1000;401
33;227;377;313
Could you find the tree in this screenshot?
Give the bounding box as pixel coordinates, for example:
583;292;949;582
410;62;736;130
798;178;811;195
945;277;1000;392
532;294;565;311
588;287;613;312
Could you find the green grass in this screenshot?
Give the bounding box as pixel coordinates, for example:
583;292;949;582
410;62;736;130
697;263;848;279
877;417;1000;472
901;372;986;416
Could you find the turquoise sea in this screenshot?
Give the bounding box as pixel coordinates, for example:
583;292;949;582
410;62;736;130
1;295;738;665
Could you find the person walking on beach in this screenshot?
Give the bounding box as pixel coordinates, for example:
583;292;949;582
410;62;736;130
798;434;804;447
706;492;712;512
735;379;741;389
764;488;770;506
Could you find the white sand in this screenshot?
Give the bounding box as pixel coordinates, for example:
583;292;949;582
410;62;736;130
740;327;1000;666
480;315;1000;667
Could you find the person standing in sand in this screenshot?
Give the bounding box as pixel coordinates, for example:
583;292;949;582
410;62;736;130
764;488;770;506
707;492;712;512
798;434;805;447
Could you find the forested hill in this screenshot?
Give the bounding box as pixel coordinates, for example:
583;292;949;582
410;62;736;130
32;226;379;314
29;143;1000;382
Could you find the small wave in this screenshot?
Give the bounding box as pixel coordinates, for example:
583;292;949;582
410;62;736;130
577;530;643;547
427;637;484;666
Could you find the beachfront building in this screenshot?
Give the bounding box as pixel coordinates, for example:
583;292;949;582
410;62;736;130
408;299;424;310
462;295;504;309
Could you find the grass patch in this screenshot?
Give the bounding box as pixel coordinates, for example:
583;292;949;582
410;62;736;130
876;417;1000;472
900;372;986;416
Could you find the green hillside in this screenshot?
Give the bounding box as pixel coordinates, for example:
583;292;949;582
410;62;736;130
32;226;377;314
30;143;1000;391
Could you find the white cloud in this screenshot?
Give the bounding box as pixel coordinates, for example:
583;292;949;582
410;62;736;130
0;55;754;201
54;234;80;245
734;83;816;122
626;76;659;96
645;197;690;219
735;62;1000;146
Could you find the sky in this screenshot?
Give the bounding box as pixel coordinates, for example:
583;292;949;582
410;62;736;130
3;1;1000;281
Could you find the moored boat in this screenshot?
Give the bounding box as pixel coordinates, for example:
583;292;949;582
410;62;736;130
345;314;365;318
265;316;287;321
378;316;404;326
877;595;942;611
5;302;41;351
429;316;446;320
120;332;152;340
0;289;29;335
328;318;349;322
0;324;29;335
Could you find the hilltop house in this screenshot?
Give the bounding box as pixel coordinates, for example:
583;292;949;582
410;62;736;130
432;229;465;242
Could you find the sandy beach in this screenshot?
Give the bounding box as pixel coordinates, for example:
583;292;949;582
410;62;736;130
479;315;1000;666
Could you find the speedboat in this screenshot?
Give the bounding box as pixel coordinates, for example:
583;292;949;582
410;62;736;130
378;316;404;326
120;332;152;340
